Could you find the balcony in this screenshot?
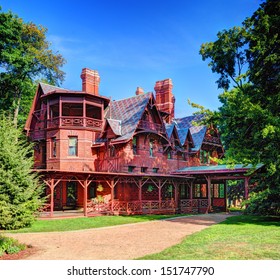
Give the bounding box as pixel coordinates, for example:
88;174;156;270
47;116;103;130
203;134;222;145
138;120;165;134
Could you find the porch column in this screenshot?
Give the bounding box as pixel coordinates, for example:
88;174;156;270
158;179;162;204
59;96;62;127
138;179;142;214
83;179;88;217
50;179;54;218
138;179;142;201
110;179;115;213
174;181;179;212
206;176;212;213
83;97;86;127
225;180;228;212
190;181;193;212
244;177;250;200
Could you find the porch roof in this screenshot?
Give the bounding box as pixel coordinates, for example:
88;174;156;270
35;169;193;180
173;163;264;175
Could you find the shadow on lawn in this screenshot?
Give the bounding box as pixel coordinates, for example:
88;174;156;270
220;215;280;226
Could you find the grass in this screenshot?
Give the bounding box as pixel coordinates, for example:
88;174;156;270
138;215;280;260
3;214;189;233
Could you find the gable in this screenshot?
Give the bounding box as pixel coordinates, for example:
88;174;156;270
104;92;168;144
165;123;181;147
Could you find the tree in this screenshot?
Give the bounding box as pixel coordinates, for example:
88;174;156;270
0;7;66;127
198;0;280;215
0;116;44;229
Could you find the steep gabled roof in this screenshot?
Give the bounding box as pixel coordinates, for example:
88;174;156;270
104;92;153;143
165;123;175;139
165;122;181;146
40;82;67;95
174;114;206;152
177;128;193;147
107;119;122;136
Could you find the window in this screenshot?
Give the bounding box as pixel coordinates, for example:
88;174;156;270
152;167;159;173
194;184;201;198
109;146;116;157
51;137;56;157
149;139;154;157
167;151;172;159
219;184;225;198
193;183;207;198
68;136;78;156
66;182;77;207
132;136;138;155
211;184;225;198
201;184;207;197
128;165;135;173
180;185;186;198
141;167;148;173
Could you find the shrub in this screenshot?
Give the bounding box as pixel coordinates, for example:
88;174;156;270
0;235;26;256
0;116;44;229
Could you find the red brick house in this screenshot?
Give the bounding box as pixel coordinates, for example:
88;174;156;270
25;68;262;217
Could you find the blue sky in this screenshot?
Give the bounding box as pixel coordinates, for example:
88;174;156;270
1;0;262;117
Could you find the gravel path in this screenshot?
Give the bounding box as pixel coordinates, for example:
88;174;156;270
5;213;230;260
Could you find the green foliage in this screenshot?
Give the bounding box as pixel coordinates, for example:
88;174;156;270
200;26;248;90
196;0;280;215
0;116;44;229
0;7;66;127
0;235;26;256
227;180;244;202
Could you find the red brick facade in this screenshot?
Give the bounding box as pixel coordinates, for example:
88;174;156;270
25;68;227;216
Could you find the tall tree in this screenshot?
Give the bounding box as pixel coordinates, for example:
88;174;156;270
199;0;280;215
0;7;66;127
0;115;43;230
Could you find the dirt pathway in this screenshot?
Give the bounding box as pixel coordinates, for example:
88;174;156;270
4;214;230;260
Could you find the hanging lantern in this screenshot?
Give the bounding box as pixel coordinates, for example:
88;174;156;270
97;183;103;192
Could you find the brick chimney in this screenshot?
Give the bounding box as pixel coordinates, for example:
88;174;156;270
154;78;175;123
135;87;144;95
80;68;100;95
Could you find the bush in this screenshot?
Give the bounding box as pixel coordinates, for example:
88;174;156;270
0;116;44;230
0;235;26;257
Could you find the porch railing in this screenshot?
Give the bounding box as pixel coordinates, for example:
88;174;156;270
179;199;209;213
47;116;103;130
87;199;176;215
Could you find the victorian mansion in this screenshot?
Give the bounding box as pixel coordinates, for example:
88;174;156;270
25;68;262;217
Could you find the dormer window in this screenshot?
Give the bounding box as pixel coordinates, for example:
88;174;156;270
109;146;116;157
167;151;172;159
149;139;155;157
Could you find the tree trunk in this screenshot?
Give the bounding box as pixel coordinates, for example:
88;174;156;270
13;92;21;128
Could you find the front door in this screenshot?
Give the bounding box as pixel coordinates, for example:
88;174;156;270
66;182;77;208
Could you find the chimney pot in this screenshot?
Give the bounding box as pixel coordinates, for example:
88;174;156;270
80;68;100;95
154;78;174;123
136;87;144;95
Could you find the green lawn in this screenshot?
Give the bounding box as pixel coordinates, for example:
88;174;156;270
2;214;188;233
138;215;280;260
